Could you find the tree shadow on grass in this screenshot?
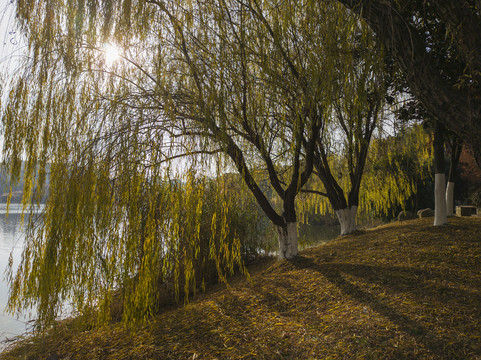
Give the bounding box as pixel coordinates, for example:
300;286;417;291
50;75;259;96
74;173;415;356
284;255;480;358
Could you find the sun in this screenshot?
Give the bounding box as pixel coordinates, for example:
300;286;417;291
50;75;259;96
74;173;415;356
104;44;121;65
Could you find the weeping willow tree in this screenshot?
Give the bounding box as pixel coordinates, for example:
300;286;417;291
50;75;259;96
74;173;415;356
0;0;365;327
144;0;331;260
295;30;435;232
232;1;388;240
294;17;387;235
0;0;258;327
299;121;433;228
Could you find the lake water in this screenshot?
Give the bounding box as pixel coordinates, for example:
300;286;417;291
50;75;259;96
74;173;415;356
0;204;41;351
299;223;340;249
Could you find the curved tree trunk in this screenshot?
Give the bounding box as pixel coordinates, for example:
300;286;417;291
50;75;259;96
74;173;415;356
276;222;298;260
336;206;358;235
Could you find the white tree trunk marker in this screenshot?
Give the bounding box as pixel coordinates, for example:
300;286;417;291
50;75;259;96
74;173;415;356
336;206;358;235
435;173;447;225
276;222;298;260
446;181;455;216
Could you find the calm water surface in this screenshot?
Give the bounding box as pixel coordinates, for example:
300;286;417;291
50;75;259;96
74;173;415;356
299;223;340;248
0;204;42;351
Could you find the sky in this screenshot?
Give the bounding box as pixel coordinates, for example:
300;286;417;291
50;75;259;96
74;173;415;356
0;0;24;73
0;0;26;157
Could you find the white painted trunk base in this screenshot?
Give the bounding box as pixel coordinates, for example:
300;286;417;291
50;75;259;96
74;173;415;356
336;206;358;235
276;222;298;260
434;173;447;226
445;181;455;216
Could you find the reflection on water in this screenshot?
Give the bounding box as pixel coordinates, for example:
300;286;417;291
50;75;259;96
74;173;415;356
0;204;43;351
299;223;340;249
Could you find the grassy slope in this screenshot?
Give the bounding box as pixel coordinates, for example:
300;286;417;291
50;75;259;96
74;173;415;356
2;217;481;359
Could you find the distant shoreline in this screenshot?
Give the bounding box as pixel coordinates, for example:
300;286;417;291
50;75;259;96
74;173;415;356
0;191;46;204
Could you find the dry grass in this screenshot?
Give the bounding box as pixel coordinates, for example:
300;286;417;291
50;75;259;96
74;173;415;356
2;217;481;359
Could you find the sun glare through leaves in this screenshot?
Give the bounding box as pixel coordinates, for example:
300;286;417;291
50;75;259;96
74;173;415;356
104;43;121;65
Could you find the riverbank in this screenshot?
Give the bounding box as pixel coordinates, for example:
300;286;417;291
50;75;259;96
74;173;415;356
2;217;481;359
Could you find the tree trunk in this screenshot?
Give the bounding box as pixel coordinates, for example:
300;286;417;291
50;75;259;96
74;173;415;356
336;206;358;235
445;181;455;216
445;140;462;216
276;222;298;260
434;120;447;226
434;173;447;225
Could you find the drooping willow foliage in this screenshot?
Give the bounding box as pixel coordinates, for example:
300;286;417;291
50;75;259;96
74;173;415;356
298;123;433;221
290;15;434;223
1;0;431;327
0;0;340;325
6;159;268;326
293;12;387;221
2;0;277;326
361;124;433;218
